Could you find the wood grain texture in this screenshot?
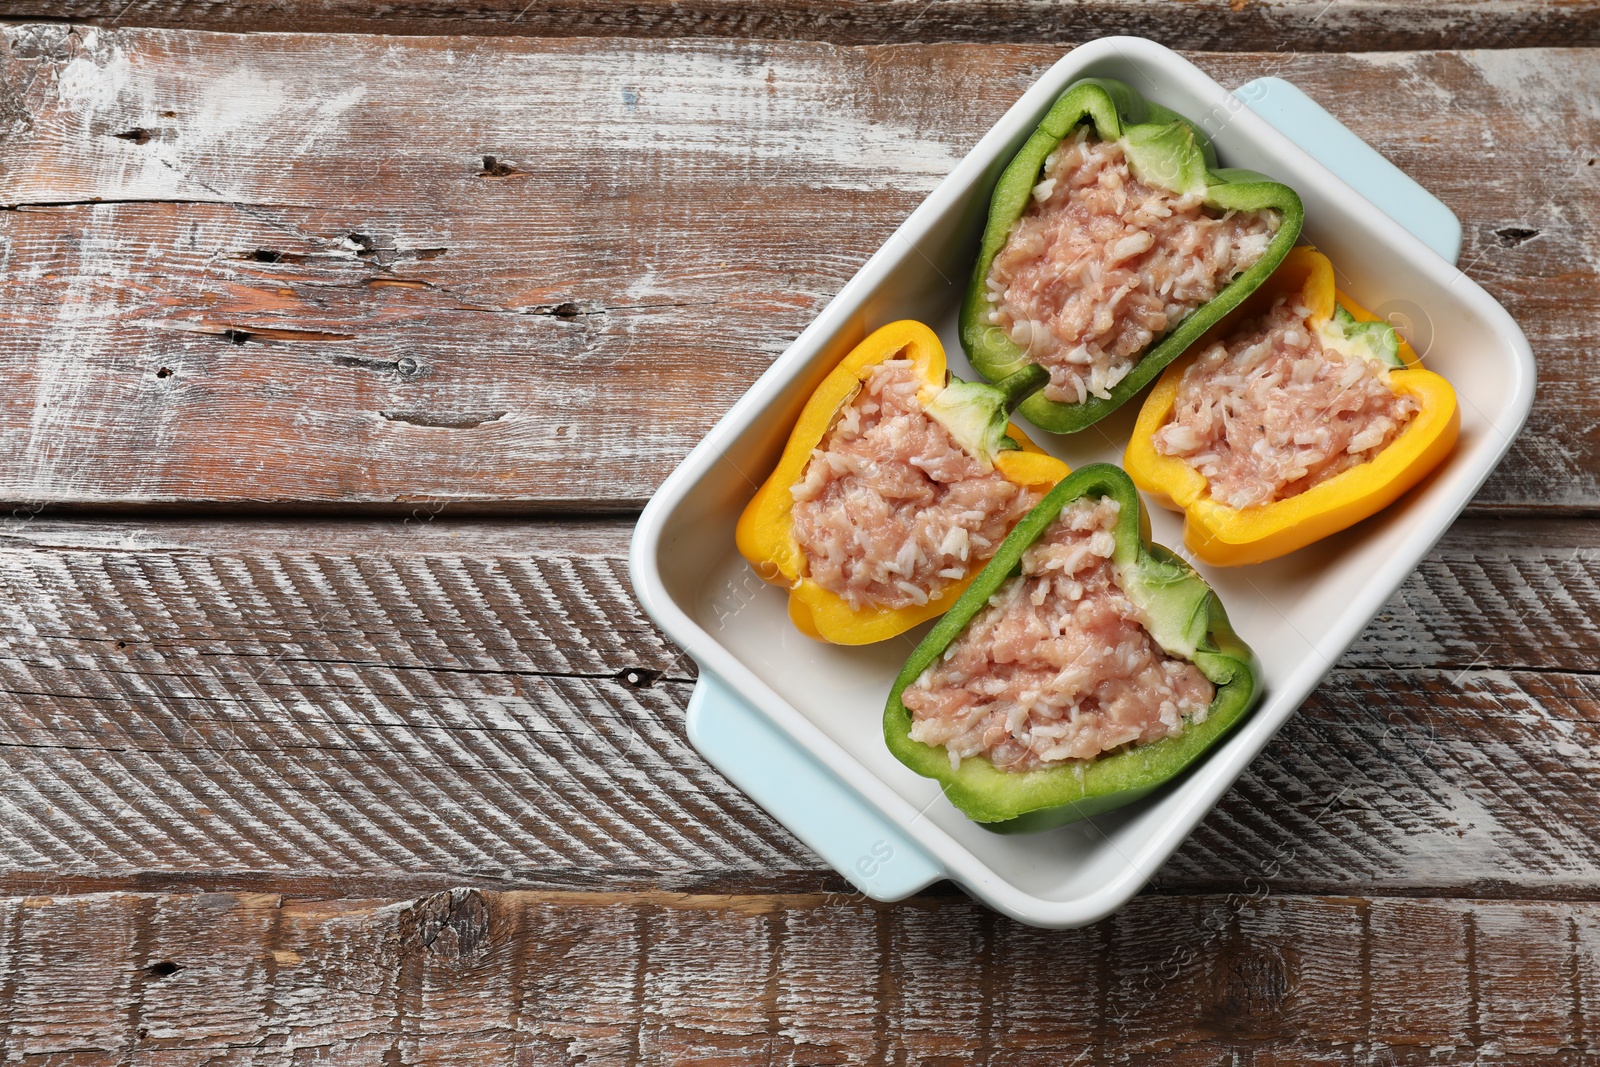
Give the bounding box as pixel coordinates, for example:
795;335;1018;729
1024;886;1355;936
0;22;1589;1051
0;28;1592;509
2;888;1598;1064
0;514;1595;900
9;0;1600;49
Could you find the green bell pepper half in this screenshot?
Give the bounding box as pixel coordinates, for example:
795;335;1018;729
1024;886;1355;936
960;77;1305;434
882;463;1261;833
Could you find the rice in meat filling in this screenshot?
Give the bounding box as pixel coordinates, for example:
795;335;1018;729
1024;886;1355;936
902;497;1215;772
1152;295;1420;509
789;360;1041;611
984;129;1280;405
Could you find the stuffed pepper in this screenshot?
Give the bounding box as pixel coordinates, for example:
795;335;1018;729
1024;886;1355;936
1124;247;1459;566
961;78;1303;434
738;320;1071;645
884;464;1259;832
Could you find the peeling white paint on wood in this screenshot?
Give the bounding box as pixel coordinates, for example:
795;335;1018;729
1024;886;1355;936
0;19;1589;1059
1461;48;1600;121
0;31;1592;506
1;888;1596;1063
0;517;1592;896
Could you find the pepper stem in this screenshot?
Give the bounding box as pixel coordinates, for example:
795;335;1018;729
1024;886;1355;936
991;363;1050;412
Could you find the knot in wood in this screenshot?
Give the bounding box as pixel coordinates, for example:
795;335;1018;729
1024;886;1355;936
400;887;491;961
480;155;518;177
1494;226;1540;247
1213;944;1293;1026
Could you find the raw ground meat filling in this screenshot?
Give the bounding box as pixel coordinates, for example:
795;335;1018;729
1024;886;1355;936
1152;295;1421;509
901;497;1215;772
789;359;1041;611
984;129;1280;405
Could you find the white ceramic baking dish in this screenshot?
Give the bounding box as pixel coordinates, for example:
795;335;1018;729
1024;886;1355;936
630;37;1534;929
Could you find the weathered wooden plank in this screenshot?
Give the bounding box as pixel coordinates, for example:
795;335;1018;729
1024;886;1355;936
3;513;1594;673
1341;516;1600;673
1162;667;1600;895
2;889;1598;1064
0;28;1591;509
10;0;1600;50
7;664;1595;899
0;515;1594;899
0;516;815;895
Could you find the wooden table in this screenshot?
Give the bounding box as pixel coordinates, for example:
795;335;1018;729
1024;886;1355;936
0;3;1596;1061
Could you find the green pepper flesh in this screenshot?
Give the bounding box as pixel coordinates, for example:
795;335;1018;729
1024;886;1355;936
922;363;1050;465
960;78;1306;435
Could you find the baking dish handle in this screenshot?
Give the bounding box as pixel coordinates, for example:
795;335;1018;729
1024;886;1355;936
1233;77;1462;265
686;673;945;900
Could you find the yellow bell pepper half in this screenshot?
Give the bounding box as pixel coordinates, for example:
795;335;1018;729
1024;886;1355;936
737;320;1071;645
1125;247;1459;567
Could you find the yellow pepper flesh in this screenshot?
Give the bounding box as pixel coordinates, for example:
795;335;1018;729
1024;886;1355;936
737;320;1071;645
1125;247;1460;567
